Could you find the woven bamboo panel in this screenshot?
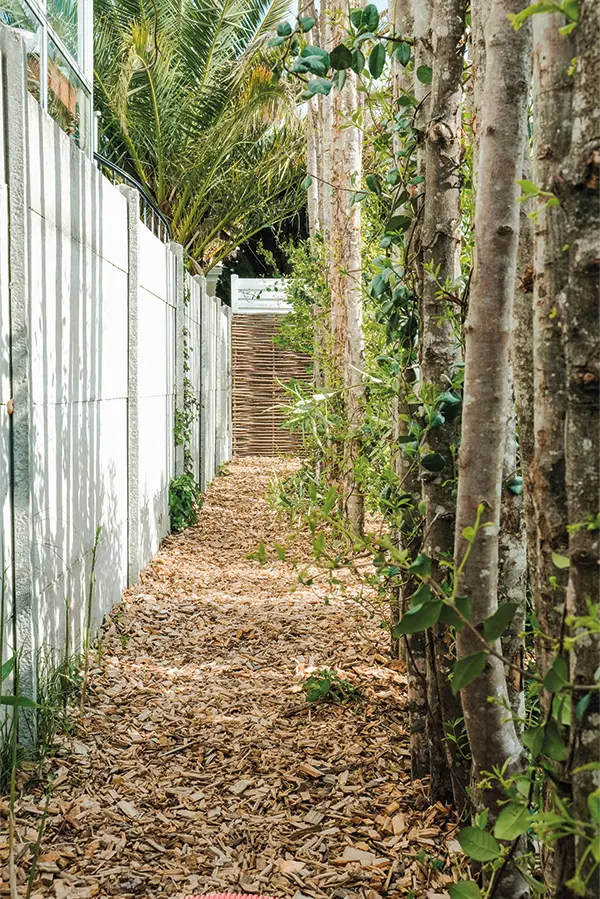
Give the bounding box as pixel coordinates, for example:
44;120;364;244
232;314;311;456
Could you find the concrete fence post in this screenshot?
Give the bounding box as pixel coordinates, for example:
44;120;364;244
1;28;35;715
223;305;233;461
192;275;205;484
120;186;140;586
171;242;185;477
230;273;239;313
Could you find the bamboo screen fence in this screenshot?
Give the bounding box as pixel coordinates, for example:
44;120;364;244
232;314;311;456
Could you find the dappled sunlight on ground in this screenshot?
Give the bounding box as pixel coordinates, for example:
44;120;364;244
6;458;463;898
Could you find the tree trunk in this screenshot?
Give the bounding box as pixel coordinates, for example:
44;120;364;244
387;0;429;777
454;1;530;896
498;364;527;720
512;147;537;633
329;0;365;532
561;2;600;893
419;0;469;809
530;12;573;693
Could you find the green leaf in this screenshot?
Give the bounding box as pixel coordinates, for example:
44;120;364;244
385;214;412;233
323;485;337;514
350;8;363;28
393;600;442;636
299;15;315;32
421;452;446;472
483;602;519;641
301;174;313;190
257;542;267;564
438;390;461;405
493;803;531;841
458;827;501;862
361;3;380;31
543;655;569;692
522;725;545;759
506;476;523;495
416;64;433;84
1;656;15;682
408;553;432;578
365;174;381;194
542;721;569;761
591;833;600;863
330;43;353;70
268;36;285;47
302;55;329;75
333;69;347;91
576;692;591;722
313;531;325;558
552;552;570;569
440;596;471;631
452;652;487;695
274;543;286;561
350;47;365;74
517;178;540;195
307;78;333;96
587;788;600;825
386;167;399;185
276;21;293;36
395;41;411;66
368;43;386;79
0;694;38;709
449;882;482;899
410;583;436;606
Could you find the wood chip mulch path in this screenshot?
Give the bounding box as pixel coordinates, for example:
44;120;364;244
2;458;463;899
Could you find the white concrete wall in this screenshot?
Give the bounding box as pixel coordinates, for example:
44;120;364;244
28;95;130;653
0;22;232;695
138;227;175;570
0;70;15;677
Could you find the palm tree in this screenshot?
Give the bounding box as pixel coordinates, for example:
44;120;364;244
94;0;305;269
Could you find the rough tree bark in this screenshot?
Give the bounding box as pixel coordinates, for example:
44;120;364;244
512;148;538;629
453;1;530;896
419;0;469;809
498;366;527;720
561;2;600;893
329;0;365;532
531;12;573;692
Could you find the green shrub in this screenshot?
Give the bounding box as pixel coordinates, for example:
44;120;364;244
169;473;202;532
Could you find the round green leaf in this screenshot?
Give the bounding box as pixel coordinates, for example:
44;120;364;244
421;452;446;472
369;42;386;79
457;827;501;862
268;36;285;47
395;41;411;66
350;47;365;74
416;64;433;84
301;174;313;190
543;654;569;693
361;3;380;31
276;21;293;36
522;725;545;759
393;600;442;636
493;803;531;841
483;602;519;641
330;43;353;70
299;15;315;32
452;651;487;695
307;78;333;96
449;883;482;899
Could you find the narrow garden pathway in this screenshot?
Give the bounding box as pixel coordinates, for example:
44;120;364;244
10;459;460;899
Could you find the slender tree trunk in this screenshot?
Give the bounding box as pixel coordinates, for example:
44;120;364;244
454;2;530;896
387;0;429;777
303;0;326;391
561;3;600;893
498;364;527;719
419;0;469;809
512;147;538;627
530;12;573;692
329;0;364;531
